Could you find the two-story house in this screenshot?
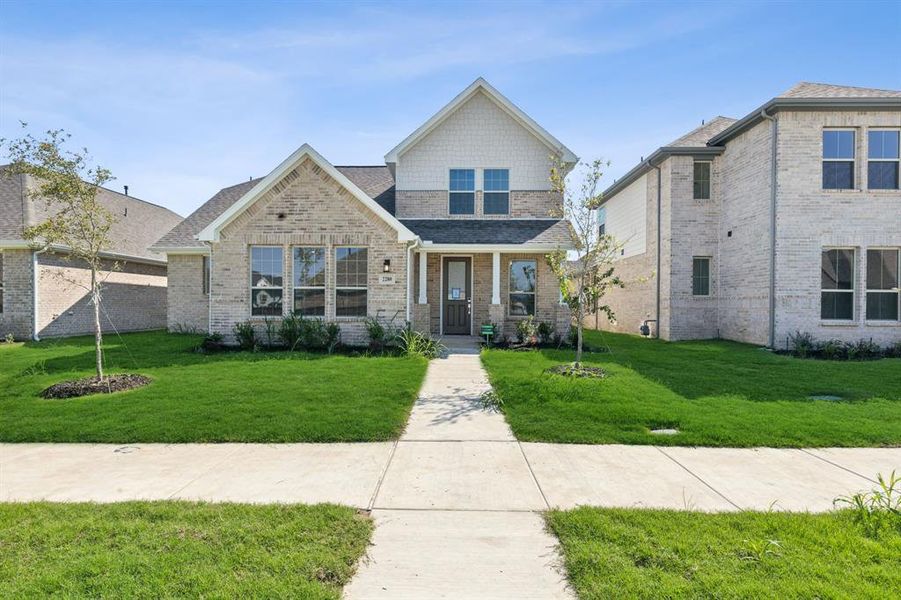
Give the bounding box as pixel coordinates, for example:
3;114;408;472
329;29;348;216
593;82;901;348
152;78;577;343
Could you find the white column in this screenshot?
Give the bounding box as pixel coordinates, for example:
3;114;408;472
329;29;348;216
491;251;501;305
418;250;428;304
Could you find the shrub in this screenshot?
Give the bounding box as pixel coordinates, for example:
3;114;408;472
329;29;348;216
787;331;816;358
516;315;539;346
850;338;882;361
262;317;279;349
396;328;444;359
324;322;341;353
199;332;225;353
537;321;555;345
819;339;846;361
233;321;258;351
3;333;15;344
278;314;304;350
365;317;388;352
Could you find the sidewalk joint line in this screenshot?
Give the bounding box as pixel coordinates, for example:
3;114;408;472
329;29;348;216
517;440;551;510
654;447;742;510
165;445;245;500
797;448;878;484
367;439;400;511
370;506;543;513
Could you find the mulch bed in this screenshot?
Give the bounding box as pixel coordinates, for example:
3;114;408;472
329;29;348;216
41;374;151;399
544;364;607;378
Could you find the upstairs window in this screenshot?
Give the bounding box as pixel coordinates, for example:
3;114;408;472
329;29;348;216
598;207;606;236
449;169;475;214
509;259;536;316
866;249;899;321
202;255;210;296
483;168;510;214
822;130;855;189
693;161;711;199
692;257;710;296
821;248;855;320
868;130;900;190
250;246;283;317
336;247;368;317
293;247;326;317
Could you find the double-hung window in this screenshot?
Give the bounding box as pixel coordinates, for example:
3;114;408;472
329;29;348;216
821;248;855;320
449;169;475;215
692;257;711;296
509;259;536;316
250;246;284;317
202;255;210;296
293;247;326;317
822;130;855;189
693;162;711;199
866;249;900;321
336;247;367;317
597;207;606;236
483;168;510;214
868;130;900;190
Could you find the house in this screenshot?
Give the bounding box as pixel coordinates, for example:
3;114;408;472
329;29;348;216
0;167;183;340
592;82;901;348
152;78;576;344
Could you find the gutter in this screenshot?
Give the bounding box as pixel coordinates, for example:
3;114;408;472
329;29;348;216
601;146;723;203
760;108;778;348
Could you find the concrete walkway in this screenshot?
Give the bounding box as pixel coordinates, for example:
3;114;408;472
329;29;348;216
1;337;899;598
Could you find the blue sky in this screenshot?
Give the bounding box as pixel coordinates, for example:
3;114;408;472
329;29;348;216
2;0;899;216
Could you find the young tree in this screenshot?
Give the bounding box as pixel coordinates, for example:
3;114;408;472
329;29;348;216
547;158;624;367
3;126;116;380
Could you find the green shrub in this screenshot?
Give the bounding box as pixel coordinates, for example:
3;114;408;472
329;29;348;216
537;321;555;345
819;339;846;361
262;317;278;349
199;332;225;353
516;315;538;346
850;338;882;360
787;331;815;358
278;314;304;350
396;328;444;359
233;321;258;351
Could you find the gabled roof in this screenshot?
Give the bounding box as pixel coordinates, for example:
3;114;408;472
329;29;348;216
667;117;738;147
384;77;578;166
194;144;416;244
779;82;901;99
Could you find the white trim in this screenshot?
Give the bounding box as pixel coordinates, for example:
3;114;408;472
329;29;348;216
491;251;501;305
439;254;474;336
197;144;417;243
420;242;570;253
418;250;428;304
0;240;168;266
154;246;210;255
384;77;578;165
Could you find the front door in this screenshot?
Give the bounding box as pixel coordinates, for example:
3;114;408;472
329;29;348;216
443;257;471;335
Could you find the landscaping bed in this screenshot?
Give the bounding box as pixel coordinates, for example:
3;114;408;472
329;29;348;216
547;507;901;599
0;501;372;599
0;331;428;443
482;330;901;447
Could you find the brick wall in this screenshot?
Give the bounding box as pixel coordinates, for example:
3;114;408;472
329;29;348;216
0;249;34;340
396;190;559;219
207;158;410;346
167;254;209;332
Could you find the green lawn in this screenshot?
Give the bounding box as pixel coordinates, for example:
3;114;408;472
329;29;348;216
482;330;901;447
547;507;901;599
0;331;427;443
0;502;371;599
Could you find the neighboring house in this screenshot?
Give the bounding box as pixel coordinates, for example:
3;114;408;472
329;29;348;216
0;166;183;340
153;78;576;344
593;82;901;348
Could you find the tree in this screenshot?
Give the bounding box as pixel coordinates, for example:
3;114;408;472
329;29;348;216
3;126;116;380
547;158;624;367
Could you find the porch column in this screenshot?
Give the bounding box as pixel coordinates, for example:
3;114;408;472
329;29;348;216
418;250;428;304
491;251;501;304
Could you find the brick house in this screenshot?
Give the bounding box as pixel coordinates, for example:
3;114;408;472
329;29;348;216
153;78;576;344
592;82;901;348
0;167;183;339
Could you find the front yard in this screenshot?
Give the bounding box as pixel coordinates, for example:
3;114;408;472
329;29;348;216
0;501;371;599
548;507;900;599
0;331;427;443
482;330;901;447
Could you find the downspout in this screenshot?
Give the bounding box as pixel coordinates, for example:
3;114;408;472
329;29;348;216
405;242;413;324
653;163;662;338
205;242;213;334
32;246;48;341
760;108;778;348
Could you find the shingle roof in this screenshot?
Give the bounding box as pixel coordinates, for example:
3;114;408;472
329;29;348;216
401;219;572;246
779;82;901;99
335;166;395;215
1;165;182;262
668;116;738;147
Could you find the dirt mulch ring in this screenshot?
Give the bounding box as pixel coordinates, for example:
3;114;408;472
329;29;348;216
544;364;607;379
41;374;151;399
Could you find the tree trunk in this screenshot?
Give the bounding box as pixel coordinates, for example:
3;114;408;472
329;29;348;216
91;268;104;381
575;303;584;368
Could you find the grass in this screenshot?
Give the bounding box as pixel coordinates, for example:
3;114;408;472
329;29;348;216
482;330;901;447
0;330;427;443
0;501;372;599
547;507;901;599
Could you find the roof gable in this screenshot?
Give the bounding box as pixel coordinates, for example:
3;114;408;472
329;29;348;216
384;77;578;165
196;144;416;243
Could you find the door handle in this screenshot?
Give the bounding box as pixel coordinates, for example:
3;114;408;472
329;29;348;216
467;298;472;316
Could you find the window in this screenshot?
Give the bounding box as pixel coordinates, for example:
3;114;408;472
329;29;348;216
822;130;855;189
509;259;536;316
868;130;900;190
597;207;606;236
250;246;283;316
483;168;509;214
693;162;711;199
202;255;210;296
293;247;326;317
821;248;855;320
449;169;475;214
336;247;367;317
866;249;900;320
692;257;711;296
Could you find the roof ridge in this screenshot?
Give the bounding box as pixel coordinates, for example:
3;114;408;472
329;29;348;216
791;81;901;94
